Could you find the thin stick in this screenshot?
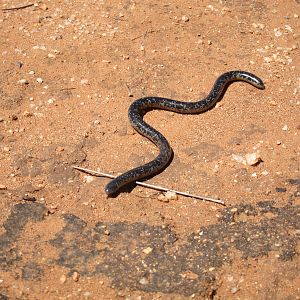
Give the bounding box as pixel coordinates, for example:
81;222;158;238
73;166;225;206
2;3;34;11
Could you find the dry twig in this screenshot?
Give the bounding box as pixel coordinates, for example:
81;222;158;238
73;166;225;206
2;3;33;11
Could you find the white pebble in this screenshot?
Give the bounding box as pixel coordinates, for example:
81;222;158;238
142;247;153;254
231;287;239;294
18;79;29;85
80;79;89;85
232;154;246;165
165;191;177;200
36;78;43;83
181;15;189;22
274;28;282;37
245;152;261;166
139;277;149;285
282;124;288;131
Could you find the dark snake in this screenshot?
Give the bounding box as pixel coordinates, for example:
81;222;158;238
105;71;265;195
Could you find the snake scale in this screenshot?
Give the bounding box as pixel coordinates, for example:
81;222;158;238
105;71;265;195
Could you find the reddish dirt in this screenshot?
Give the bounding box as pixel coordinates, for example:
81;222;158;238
0;0;299;299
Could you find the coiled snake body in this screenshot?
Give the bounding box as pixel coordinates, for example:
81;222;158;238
105;71;265;195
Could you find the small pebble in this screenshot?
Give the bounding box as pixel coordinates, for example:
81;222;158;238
139;277;149;285
282;124;288;131
84;175;95;183
80;79;89;85
181;15;189;22
23;111;33;117
158;194;169;202
18;79;29;85
232;154;245;165
60;275;67;283
16;61;23;68
83;292;91;298
142;247;153;254
245;152;262;166
48;53;56;58
231;287;239;294
36;78;43;83
0;184;7;190
72;271;79;282
165;191;177;200
55;146;64;152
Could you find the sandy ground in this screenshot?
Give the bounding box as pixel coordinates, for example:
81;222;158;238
0;0;299;299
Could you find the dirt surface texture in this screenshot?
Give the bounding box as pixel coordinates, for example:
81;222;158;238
1;0;300;299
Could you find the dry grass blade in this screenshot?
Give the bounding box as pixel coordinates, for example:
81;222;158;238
73;166;225;206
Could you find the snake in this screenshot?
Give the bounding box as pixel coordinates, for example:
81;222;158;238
105;71;265;195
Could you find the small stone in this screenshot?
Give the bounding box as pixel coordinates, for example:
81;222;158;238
72;271;79;282
55;146;64;152
139;277;149;285
28;70;35;75
282;124;288;131
269;100;277;106
207;40;212;45
84;175;95;183
39;3;48;10
142;247;153;254
232;154;246;165
231;287;239;294
0;117;4;122
261;170;269;176
48;53;56;58
104;230;110;235
274;28;282;37
245;152;262;166
16;61;23;68
157;194;169;202
80;79;89;85
264;57;272;63
36;78;43;83
181;15;189;22
83;292;91;298
60;274;67;283
180;271;199;280
0;184;7;190
165;191;177;200
18;79;29;85
23;111;33;117
3;146;10;152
